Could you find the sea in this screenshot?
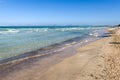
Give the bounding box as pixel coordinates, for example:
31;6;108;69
0;26;108;62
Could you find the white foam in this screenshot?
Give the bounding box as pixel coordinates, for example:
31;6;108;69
0;29;19;34
65;43;72;46
89;33;93;36
55;28;85;32
71;42;77;45
57;47;66;52
44;29;48;31
89;30;99;37
84;40;88;42
25;28;49;33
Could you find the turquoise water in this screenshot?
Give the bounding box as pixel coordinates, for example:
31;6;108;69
0;26;107;60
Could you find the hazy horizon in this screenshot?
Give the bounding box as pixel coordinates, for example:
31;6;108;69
0;24;112;27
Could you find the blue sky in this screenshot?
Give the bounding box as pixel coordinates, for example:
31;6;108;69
0;0;120;25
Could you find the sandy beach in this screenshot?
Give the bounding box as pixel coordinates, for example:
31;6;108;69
0;0;120;80
39;38;108;80
0;28;120;80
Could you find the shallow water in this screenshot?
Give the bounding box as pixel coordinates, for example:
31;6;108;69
0;26;107;60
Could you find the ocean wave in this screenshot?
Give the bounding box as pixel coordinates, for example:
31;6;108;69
25;28;48;33
55;28;85;31
15;28;84;33
89;30;99;37
27;28;84;32
0;29;19;34
54;27;107;31
0;27;107;34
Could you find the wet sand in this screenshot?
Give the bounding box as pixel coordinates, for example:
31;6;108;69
0;37;108;80
0;37;99;80
38;38;108;80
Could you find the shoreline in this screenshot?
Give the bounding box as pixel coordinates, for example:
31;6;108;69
0;28;107;64
0;33;103;64
0;35;91;63
0;28;110;80
0;37;99;65
0;36;109;80
39;37;109;80
0;27;107;61
0;36;103;79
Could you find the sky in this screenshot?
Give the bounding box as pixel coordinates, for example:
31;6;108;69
0;0;120;26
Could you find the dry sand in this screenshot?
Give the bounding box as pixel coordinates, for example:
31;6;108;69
103;29;120;80
1;28;120;80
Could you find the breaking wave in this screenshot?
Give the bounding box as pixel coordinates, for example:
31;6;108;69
0;29;19;34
